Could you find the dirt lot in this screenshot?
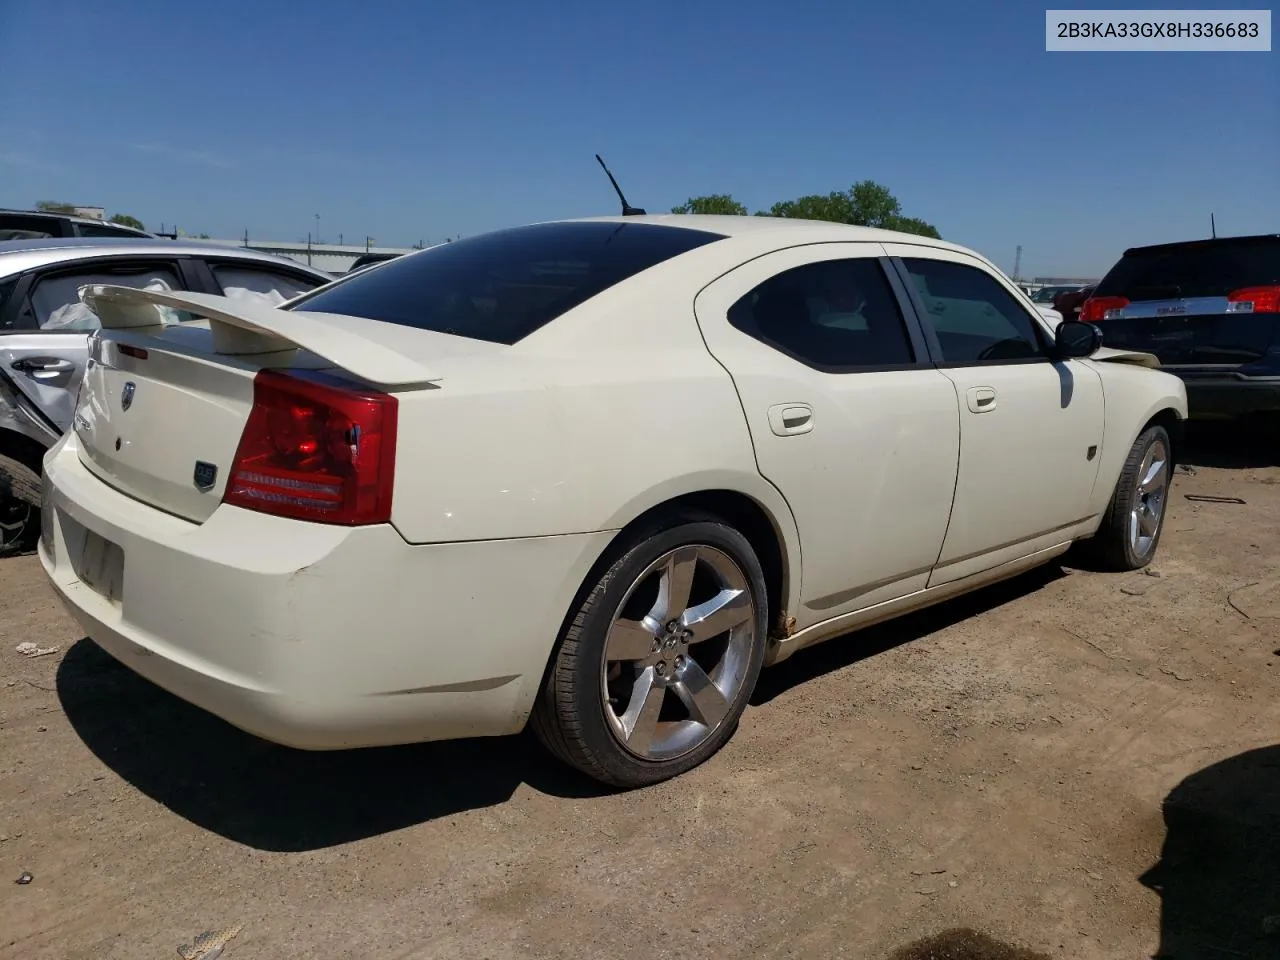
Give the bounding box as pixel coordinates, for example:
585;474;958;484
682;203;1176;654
2;431;1278;960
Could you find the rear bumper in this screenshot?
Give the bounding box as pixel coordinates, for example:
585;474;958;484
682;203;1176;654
1177;374;1280;419
39;434;612;750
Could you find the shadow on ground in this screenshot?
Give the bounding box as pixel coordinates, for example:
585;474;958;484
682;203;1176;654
1140;744;1280;959
56;639;609;852
886;928;1050;960
1180;419;1280;470
59;566;1066;851
751;565;1065;706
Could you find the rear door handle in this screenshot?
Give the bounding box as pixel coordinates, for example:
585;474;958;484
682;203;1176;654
767;403;814;436
12;357;75;376
966;386;997;414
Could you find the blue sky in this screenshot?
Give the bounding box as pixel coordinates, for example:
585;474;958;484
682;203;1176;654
1;0;1275;276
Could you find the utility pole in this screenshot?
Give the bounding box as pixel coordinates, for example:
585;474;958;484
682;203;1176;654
1012;245;1023;282
307;232;312;266
314;213;321;245
339;232;343;245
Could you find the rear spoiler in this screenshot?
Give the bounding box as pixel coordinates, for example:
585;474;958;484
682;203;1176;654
80;284;439;388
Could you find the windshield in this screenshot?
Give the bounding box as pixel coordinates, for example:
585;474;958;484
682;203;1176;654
287;221;726;344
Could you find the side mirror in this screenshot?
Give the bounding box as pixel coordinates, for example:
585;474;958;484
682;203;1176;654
1055;319;1103;359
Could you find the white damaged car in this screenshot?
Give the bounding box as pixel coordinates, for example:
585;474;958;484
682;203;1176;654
38;216;1186;787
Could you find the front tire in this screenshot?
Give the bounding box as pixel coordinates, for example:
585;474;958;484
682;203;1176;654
1084;424;1173;571
531;512;768;788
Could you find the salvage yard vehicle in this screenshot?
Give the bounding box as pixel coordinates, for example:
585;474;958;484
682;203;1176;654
0;238;332;553
37;215;1187;787
0;208;154;242
1081;234;1280;421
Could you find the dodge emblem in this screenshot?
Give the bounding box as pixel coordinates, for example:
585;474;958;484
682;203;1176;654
121;381;136;411
193;460;218;491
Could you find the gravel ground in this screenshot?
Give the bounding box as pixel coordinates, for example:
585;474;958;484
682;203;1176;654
2;430;1278;960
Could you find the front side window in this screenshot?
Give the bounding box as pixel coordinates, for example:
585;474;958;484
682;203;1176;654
286;221;726;344
902;258;1047;364
28;262;187;331
727;258;916;370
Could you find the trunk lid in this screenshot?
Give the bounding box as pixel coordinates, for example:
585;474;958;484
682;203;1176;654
71;284;451;523
75;330;260;522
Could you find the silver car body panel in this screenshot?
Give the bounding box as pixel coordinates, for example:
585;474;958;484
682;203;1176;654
0;239;333;471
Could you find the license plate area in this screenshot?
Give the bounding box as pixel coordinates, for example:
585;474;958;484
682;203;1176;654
68;522;125;605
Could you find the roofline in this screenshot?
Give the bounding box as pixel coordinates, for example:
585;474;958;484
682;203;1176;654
0;238;336;278
564;213;962;251
1123;233;1280;256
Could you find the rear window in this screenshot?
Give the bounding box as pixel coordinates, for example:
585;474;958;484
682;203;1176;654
1095;237;1280;301
286;221;726;344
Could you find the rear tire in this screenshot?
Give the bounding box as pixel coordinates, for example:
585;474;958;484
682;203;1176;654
1082;425;1172;571
531;511;768;788
0;437;43;557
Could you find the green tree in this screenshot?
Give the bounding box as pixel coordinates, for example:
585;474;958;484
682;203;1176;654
885;216;941;239
759;192;854;222
757;180;940;238
671;194;748;216
35;200;77;214
109;213;145;231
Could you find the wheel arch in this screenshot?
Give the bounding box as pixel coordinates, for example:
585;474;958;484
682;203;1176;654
1142;406;1184;467
551;479;802;670
0;426;49;467
624;489;793;639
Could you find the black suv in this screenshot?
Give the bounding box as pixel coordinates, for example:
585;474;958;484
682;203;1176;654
0;208;152;242
1083;234;1280;420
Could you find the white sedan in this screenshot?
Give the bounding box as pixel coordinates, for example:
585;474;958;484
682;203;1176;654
38;216;1187;787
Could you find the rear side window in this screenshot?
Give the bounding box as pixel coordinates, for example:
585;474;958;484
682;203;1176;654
0;278;16;330
1095;238;1280;301
212;264;321;306
287;221;725;344
727;258;917;369
75;221;148;238
29;262;188;331
0;214;61;241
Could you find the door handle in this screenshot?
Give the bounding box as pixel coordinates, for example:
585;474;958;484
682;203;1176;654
767;403;814;436
966;386;997;413
12;357;75;376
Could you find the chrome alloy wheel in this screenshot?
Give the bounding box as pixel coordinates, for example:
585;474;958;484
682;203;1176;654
600;545;757;762
0;496;33;554
1128;436;1169;561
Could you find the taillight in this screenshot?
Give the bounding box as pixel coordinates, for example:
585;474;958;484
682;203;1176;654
223;370;397;525
1080;296;1129;323
1226;285;1280;314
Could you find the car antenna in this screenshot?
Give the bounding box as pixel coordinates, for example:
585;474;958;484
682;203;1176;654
1210;212;1217;238
595;154;646;216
